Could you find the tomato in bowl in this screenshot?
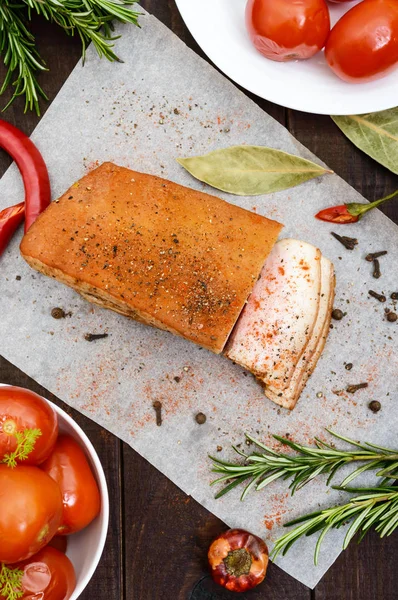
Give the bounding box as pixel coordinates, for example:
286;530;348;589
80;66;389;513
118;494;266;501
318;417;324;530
0;385;109;600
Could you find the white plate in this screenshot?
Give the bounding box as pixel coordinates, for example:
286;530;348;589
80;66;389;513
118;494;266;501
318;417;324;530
174;0;398;115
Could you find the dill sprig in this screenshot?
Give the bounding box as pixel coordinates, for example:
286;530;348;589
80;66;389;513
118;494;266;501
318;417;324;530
0;563;24;600
2;427;42;468
272;486;398;565
0;0;141;114
210;430;398;500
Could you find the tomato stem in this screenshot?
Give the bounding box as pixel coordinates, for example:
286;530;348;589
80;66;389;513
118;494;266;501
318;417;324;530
223;548;252;577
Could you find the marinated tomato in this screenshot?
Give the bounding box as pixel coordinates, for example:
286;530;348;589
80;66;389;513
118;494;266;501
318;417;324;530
246;0;330;61
0;387;58;466
0;547;76;600
41;435;101;535
0;465;63;564
325;0;398;82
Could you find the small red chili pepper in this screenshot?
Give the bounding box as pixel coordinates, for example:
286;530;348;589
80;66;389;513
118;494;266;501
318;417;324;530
0;119;51;258
0;203;25;256
208;528;269;592
315;189;398;224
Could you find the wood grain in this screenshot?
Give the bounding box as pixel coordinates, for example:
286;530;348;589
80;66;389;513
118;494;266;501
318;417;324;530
0;1;397;599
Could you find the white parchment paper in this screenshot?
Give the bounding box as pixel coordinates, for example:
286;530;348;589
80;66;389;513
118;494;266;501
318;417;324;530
1;12;398;589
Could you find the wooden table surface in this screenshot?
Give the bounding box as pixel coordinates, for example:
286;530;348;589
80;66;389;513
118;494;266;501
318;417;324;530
1;2;398;599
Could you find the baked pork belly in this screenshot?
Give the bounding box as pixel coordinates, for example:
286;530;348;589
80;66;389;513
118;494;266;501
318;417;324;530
20;162;282;354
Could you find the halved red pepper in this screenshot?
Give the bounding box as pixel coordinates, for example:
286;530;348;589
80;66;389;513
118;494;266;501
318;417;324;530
316;189;398;224
0;119;51;258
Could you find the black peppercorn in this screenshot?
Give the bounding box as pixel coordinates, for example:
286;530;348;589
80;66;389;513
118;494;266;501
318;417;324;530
332;308;344;321
387;312;398;323
369;401;381;413
51;307;66;319
195;412;206;425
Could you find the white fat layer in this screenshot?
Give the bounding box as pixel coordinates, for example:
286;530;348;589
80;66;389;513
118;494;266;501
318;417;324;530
225;238;322;390
265;257;335;410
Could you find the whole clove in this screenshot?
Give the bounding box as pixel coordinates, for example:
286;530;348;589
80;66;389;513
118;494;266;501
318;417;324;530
368;290;386;303
346;382;368;394
153;400;162;426
372;259;381;279
84;333;109;342
331;232;358;251
365;251;387;262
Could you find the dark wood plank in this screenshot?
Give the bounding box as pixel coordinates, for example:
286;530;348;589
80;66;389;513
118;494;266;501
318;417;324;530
0;357;124;600
122;444;310;600
315;529;398;600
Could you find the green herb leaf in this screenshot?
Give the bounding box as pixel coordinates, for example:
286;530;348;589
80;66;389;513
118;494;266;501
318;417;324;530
2;428;42;468
0;563;24;600
332;109;398;175
177;146;332;196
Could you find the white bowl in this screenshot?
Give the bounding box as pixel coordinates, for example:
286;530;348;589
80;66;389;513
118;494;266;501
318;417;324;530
0;384;109;599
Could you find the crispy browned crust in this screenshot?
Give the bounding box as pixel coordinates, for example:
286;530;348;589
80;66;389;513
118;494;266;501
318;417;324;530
20;162;283;353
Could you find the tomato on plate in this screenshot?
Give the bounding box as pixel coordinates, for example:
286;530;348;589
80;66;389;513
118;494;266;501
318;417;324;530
0;465;63;563
245;0;330;61
41;434;101;535
0;547;76;600
0;386;58;466
325;0;398;82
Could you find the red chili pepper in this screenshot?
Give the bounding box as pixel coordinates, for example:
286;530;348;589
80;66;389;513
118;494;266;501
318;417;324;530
208;528;269;592
0;119;51;257
315;189;398;224
0;203;25;256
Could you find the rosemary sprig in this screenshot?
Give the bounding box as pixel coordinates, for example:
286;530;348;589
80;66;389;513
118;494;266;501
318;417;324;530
272;486;398;565
0;3;48;114
0;0;140;113
210;430;398;500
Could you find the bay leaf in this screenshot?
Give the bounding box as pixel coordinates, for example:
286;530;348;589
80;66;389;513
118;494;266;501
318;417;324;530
177;146;331;196
332;108;398;175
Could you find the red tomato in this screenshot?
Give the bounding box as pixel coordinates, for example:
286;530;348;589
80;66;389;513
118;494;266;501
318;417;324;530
1;547;76;600
41;434;101;535
245;0;330;61
0;386;58;466
325;0;398;82
208;529;269;592
48;536;68;555
0;465;63;563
